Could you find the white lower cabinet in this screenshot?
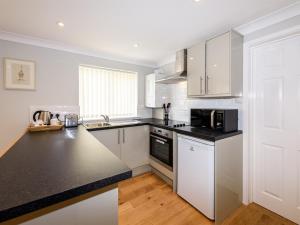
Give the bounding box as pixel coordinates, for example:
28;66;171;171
177;135;215;220
91;128;122;159
91;126;149;170
121;126;149;168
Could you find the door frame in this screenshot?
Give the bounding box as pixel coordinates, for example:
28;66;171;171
243;25;300;204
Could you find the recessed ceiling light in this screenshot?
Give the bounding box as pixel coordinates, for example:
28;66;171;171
57;21;65;28
194;0;201;2
133;43;140;48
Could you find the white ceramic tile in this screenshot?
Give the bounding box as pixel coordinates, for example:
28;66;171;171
153;81;243;129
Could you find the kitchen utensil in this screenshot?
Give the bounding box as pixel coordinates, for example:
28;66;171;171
50;114;61;126
163;104;166;113
163;103;171;121
64;114;79;128
33;110;52;125
166;103;171;112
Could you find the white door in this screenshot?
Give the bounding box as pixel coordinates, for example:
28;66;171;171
121;126;149;169
177;136;215;220
91;129;121;159
253;35;300;224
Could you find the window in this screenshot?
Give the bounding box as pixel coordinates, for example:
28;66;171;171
79;65;138;120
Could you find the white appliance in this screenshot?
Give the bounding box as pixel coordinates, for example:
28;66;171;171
177;135;215;220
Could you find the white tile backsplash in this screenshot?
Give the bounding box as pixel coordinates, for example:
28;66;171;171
29;105;80;123
153;81;243;130
137;104;152;118
30;105;152;123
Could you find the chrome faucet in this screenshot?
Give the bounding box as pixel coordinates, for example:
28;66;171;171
101;115;110;124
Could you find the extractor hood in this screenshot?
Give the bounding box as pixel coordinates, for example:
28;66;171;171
156;49;187;84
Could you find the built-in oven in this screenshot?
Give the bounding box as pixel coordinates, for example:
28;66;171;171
150;126;173;168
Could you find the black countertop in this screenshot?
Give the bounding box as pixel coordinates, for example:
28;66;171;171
87;118;242;142
0;126;132;222
172;126;242;141
138;118;242;141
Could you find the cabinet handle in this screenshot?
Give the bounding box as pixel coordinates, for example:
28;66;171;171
200;77;203;94
123;129;125;143
118;129;120;144
206;76;210;93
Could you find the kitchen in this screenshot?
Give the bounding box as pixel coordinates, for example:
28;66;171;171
0;1;300;225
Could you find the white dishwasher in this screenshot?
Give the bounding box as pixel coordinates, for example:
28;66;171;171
177;134;215;220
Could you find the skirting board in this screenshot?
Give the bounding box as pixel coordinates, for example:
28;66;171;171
132;164;152;177
151;167;173;187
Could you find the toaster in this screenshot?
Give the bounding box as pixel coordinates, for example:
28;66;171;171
64;114;79;128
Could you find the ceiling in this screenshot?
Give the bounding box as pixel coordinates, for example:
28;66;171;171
0;0;298;67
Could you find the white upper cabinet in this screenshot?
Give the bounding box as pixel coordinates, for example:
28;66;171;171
187;42;206;96
205;31;243;97
145;73;168;108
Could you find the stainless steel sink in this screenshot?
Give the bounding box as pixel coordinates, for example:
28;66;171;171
84;120;141;130
83;122;111;129
110;120;141;126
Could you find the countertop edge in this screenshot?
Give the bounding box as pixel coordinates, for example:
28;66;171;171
174;129;243;141
87;119;243;141
0;170;132;223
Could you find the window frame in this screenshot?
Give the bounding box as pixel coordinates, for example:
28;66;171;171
79;64;138;120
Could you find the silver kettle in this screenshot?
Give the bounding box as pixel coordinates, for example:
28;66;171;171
33;110;52;125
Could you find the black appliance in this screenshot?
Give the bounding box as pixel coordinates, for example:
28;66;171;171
191;109;238;133
150;126;173;169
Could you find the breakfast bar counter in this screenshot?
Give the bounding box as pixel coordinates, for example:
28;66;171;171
0;126;132;224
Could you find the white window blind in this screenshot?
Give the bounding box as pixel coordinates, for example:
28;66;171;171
79;65;138;119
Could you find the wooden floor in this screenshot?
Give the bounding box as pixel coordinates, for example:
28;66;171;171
118;173;296;225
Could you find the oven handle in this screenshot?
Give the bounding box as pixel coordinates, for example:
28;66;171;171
156;139;165;145
150;134;168;143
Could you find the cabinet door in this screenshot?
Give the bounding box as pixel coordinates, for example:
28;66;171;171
177;136;215;219
187;42;206;96
121;126;149;169
90;129;121;159
206;32;230;95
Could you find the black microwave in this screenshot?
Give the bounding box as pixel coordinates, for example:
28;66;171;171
190;109;238;133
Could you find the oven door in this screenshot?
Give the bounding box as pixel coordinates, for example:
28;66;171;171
150;133;173;167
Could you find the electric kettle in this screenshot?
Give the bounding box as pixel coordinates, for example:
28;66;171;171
33;110;52;125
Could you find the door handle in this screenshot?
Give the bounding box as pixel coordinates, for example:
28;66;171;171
211;110;215;129
118;129;120;144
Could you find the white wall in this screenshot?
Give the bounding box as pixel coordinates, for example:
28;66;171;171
153;62;243;129
0;40;153;154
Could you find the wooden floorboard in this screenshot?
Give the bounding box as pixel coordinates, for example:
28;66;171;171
118;173;296;225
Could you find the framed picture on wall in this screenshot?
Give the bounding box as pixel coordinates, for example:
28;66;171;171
3;58;36;90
